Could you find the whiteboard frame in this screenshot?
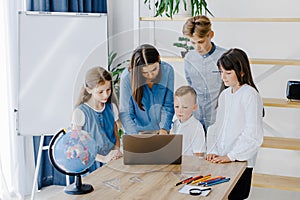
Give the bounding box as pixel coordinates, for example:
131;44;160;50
17;11;108;136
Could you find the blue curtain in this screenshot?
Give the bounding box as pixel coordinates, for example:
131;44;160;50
30;1;107;188
33;136;75;189
29;0;107;13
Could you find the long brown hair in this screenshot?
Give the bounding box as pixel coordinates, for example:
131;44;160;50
74;66;117;108
129;44;162;110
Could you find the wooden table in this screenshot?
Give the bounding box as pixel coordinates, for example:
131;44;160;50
55;156;246;200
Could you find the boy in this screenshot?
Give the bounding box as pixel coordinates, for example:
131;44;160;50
182;15;227;132
171;86;205;157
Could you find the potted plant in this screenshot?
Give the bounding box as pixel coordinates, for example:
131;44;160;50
143;0;213;18
108;51;130;99
173;36;194;58
107;51;130;137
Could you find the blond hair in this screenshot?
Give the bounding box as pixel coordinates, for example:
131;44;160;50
182;15;212;38
175;85;197;103
74;66;117;107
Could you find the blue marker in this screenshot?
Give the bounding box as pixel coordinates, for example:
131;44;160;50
204;178;230;187
198;177;225;186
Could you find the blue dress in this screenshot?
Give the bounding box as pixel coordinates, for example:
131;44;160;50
78;103;115;172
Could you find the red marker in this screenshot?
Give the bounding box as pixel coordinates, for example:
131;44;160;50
175;176;193;186
186;175;203;184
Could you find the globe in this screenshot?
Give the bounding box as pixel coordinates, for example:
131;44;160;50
49;129;97;195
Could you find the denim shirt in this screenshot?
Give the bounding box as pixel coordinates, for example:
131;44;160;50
184;44;227;131
119;61;175;134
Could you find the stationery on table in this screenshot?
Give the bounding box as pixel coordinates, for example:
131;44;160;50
185;175;204;184
191;174;211;184
178;185;212;196
197;176;225;185
204;178;230;187
176;174;230;196
175;174;204;186
175;176;194;186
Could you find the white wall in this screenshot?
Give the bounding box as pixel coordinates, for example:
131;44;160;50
108;0;300;197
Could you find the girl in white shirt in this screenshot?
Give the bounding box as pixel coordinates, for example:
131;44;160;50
206;48;264;200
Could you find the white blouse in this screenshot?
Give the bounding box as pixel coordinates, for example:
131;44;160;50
207;84;264;167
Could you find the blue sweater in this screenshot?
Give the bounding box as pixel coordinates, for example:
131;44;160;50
119;61;174;134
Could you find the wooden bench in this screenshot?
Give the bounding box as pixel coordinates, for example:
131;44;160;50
252;173;300;192
262;136;300;151
252;136;300;191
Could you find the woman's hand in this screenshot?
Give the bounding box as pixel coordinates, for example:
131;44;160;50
159;129;168;135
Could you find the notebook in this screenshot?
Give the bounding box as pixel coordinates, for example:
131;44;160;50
122;134;183;165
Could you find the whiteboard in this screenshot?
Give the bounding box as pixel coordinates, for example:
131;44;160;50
18;11;108;136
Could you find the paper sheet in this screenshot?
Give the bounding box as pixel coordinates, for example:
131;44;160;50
178;185;211;196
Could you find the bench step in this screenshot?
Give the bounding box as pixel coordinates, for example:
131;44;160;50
263;98;300;108
252;173;300;192
262;136;300;150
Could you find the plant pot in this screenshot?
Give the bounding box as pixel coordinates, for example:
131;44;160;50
181;51;188;58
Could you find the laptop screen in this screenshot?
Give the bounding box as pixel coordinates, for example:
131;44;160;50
122;134;182;165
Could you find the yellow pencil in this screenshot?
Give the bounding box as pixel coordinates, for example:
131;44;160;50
191;174;211;184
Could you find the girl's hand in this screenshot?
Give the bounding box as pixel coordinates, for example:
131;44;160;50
210;155;231;164
206;154;218;161
112;149;123;160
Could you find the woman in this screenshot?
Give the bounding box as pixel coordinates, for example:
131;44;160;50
119;44;174;135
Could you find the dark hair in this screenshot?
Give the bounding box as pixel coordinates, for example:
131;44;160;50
217;48;259;92
217;48;265;116
129;44;162;110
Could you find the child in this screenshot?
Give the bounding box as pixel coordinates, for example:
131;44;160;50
206;48;264;199
182;15;227;132
72;66;122;173
171;86;205;157
119;44;174;135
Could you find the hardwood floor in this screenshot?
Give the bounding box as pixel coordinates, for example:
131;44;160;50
25;185;64;200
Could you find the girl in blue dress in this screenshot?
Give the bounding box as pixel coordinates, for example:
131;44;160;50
72;67;122;173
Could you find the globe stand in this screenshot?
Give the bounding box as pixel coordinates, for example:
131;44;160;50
64;174;94;195
48;129;96;195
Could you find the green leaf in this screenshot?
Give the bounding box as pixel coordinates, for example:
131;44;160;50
169;0;174;18
182;0;187;11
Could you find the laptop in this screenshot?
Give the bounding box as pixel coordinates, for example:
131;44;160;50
122;134;183;165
